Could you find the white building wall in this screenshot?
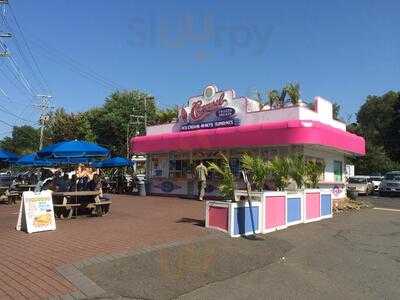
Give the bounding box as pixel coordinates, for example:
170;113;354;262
303;145;347;199
146;96;347;135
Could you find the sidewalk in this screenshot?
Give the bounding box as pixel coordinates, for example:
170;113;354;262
0;195;209;299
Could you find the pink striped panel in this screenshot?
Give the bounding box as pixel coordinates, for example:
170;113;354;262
265;196;286;229
306;192;321;220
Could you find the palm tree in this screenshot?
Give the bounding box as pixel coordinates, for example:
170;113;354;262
207;154;235;200
241;153;269;191
289;154;307;189
269;156;291;190
284;83;300;106
268;89;280;108
305;160;325;188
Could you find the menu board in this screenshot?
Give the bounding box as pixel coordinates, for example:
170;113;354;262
16;190;56;233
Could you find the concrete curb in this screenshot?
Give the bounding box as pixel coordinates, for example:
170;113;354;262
55;233;220;299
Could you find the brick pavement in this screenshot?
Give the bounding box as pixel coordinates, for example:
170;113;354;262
0;195;209;299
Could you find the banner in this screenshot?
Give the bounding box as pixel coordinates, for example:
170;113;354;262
16;190;56;233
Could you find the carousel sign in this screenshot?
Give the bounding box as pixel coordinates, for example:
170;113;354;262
179;85;240;131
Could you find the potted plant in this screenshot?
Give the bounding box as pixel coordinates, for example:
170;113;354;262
206;154;262;237
241;153;269;192
207;154;235;201
289;154;307;190
269;156;291;191
305;160;325;188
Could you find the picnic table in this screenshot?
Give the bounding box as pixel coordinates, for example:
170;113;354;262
0;186;20;205
14;184;36;191
52;190;112;219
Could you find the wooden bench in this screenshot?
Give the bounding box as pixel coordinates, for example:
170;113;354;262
87;200;112;217
52;190;112;218
6;192;20;205
0;190;20;205
53;203;82;219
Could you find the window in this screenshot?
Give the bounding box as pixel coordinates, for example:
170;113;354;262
348;177;367;184
169;160;190;178
334;160;343;182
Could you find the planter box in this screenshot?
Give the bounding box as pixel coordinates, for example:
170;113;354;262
234;190;264;202
206;189;332;238
205;200;262;237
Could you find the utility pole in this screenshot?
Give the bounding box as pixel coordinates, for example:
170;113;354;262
126;96;152;158
126;113;144;158
0;0;11;57
35;95;53;150
144;96;154;134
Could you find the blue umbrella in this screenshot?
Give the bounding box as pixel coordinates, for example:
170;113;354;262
0;149;19;162
92;156;132;168
16;153;53;167
38;140;110;159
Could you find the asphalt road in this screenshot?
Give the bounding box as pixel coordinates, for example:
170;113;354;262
81;205;400;300
360;194;400;210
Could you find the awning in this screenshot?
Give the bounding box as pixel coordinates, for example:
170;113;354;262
131;120;365;155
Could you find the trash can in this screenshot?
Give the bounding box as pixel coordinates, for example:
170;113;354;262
347;189;358;200
139;180;146;196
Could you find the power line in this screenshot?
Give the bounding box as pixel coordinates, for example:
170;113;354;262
0;41;37;96
8;2;51;95
1;14;46;94
29;36;126;90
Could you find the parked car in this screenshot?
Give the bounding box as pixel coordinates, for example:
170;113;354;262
369;175;384;192
347;176;374;195
379;171;400;196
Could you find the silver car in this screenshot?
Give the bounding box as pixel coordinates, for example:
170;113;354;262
379;171;400;196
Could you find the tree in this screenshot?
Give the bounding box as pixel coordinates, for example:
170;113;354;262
332;102;341;121
347;142;399;175
348;91;400;174
85;90;157;156
154;107;178;125
0;125;40;154
44;108;95;145
284;82;300;105
268;90;280;108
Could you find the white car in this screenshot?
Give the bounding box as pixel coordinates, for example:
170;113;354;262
369;175;383;192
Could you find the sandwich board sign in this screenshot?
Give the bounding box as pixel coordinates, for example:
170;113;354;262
16;190;56;233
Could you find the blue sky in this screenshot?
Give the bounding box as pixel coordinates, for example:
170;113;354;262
0;0;399;136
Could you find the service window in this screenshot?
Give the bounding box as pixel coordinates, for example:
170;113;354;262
334;160;343;182
169;160;190;178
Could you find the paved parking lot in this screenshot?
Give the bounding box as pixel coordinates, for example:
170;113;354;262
0;194;399;299
361;194;400;210
80;208;400;299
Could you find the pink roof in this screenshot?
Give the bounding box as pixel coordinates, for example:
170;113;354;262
131;120;365;155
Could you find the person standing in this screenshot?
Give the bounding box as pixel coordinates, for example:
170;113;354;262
195;161;208;201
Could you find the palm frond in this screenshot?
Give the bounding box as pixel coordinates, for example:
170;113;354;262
207;154;235;200
241;153;269;191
